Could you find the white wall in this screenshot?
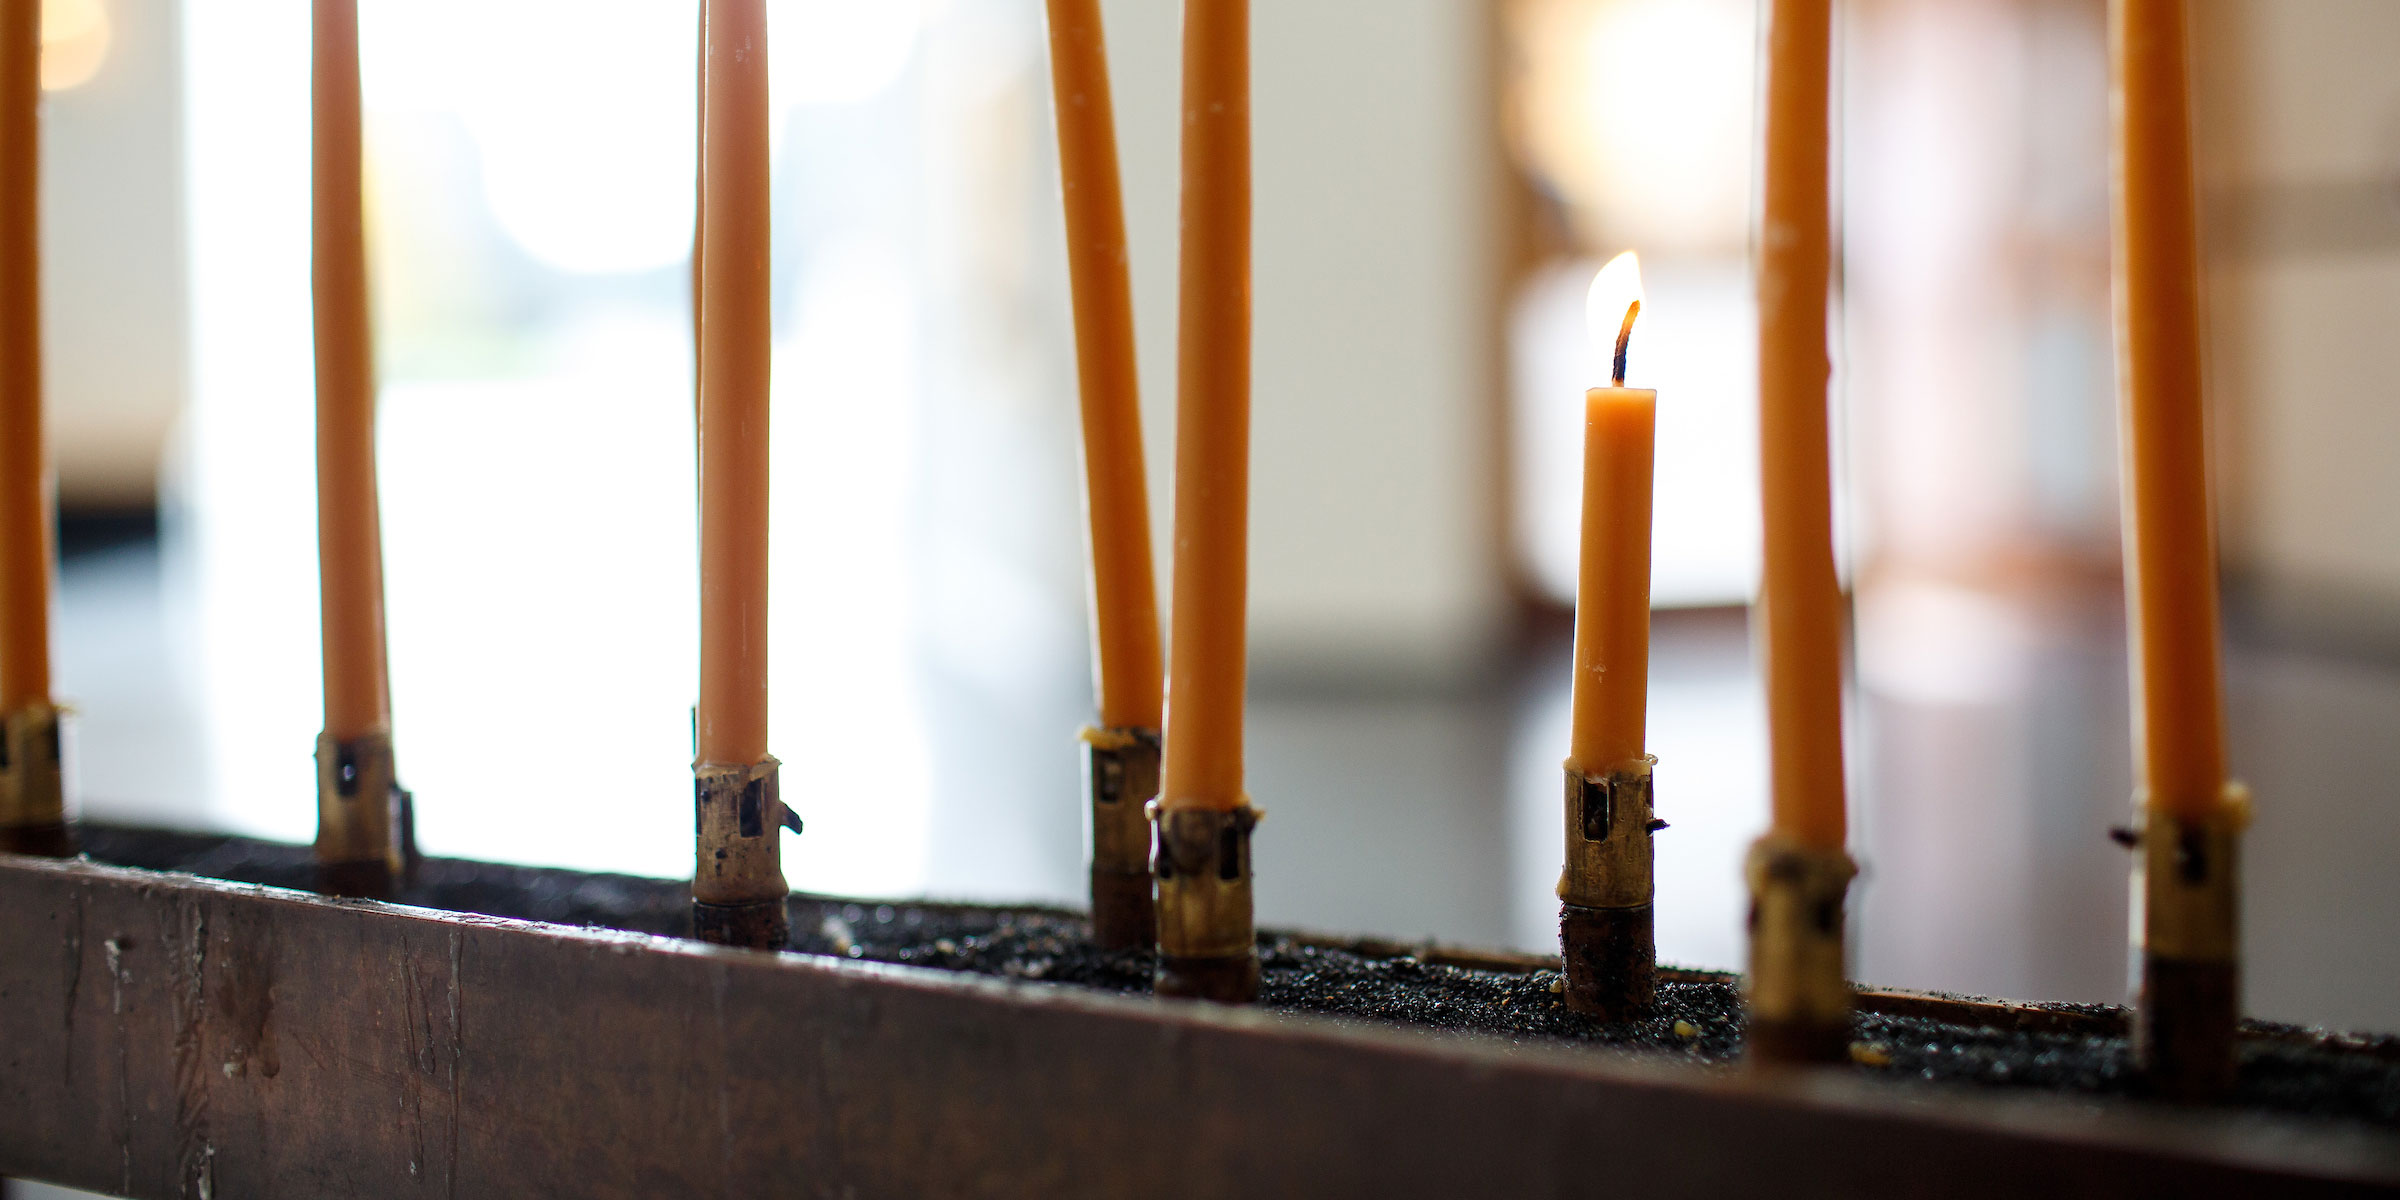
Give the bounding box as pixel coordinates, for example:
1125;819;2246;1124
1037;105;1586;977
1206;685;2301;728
41;0;189;508
1099;0;1507;686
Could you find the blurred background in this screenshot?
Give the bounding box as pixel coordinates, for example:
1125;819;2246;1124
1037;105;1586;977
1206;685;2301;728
18;0;2400;1038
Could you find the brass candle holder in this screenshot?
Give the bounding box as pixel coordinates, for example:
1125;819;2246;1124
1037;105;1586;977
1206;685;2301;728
313;728;404;898
1082;725;1160;950
1150;800;1259;1003
693;757;798;950
1743;832;1856;1065
0;702;71;857
1558;755;1660;1019
2130;783;2247;1102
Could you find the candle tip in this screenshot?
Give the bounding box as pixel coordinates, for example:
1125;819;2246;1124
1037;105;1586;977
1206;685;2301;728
1586;252;1645;387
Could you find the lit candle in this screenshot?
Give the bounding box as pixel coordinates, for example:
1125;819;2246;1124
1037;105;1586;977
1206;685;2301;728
1755;0;1846;852
2111;0;2226;824
1568;253;1654;776
313;0;391;744
1558;251;1660;1020
0;0;46;716
1159;0;1250;814
697;0;772;769
1043;0;1164;733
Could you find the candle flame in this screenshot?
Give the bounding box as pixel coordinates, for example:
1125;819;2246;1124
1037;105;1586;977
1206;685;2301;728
1585;251;1644;387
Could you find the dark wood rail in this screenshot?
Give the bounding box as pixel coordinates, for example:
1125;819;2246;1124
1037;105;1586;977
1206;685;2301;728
3;850;2394;1198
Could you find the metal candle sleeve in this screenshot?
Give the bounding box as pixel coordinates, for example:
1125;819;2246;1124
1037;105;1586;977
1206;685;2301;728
314;728;404;898
2133;783;2246;1101
1151;801;1259;1003
0;703;69;857
1558;756;1659;1018
1084;725;1161;950
1744;833;1856;1065
694;757;797;950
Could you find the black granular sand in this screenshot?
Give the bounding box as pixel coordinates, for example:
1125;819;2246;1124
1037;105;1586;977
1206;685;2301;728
71;824;2400;1130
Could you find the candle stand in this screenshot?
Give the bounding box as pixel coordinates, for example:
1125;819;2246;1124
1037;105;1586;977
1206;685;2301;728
1558;757;1658;1019
2134;784;2247;1101
311;728;404;898
693;757;797;949
1150;801;1258;1002
5;825;2398;1198
1082;725;1159;950
1743;832;1857;1065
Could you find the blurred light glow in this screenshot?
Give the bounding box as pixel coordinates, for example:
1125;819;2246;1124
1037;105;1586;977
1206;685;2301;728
361;0;700;276
1584;249;1644;382
40;0;111;91
1856;577;2032;705
767;240;935;898
770;0;922;108
1512;0;1752;255
353;0;922;276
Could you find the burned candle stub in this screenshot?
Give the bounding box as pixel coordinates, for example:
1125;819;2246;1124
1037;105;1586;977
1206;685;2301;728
693;757;792;950
313;727;404;898
1082;725;1160;951
0;703;70;857
1558;756;1659;1019
2133;784;2248;1102
1150;801;1259;1003
1743;833;1857;1065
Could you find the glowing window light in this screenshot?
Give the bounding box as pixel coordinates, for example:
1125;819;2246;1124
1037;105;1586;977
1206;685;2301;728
357;0;922;278
771;0;922;109
1510;0;1752;255
41;0;111;92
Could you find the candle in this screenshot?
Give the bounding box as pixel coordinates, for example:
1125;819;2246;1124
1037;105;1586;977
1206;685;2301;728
313;0;391;743
1568;253;1655;775
696;0;772;768
1043;0;1164;733
0;0;45;715
1159;0;1250;813
1756;0;1846;851
2111;0;2226;823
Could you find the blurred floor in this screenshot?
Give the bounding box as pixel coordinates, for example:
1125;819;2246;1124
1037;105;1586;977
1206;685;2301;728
48;535;2400;1034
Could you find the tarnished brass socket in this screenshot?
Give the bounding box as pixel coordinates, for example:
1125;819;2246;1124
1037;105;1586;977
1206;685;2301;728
1082;725;1160;950
1744;834;1856;1065
314;729;405;898
0;703;72;857
1560;904;1654;1020
1151;802;1259;1003
2131;787;2247;1102
693;758;793;950
1558;757;1659;1017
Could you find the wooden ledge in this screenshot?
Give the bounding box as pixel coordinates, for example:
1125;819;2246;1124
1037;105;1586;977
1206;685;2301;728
2;851;2396;1197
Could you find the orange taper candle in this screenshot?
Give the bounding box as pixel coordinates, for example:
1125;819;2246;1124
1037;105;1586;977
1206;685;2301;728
691;0;706;421
1043;0;1164;732
0;0;47;715
696;0;771;767
1756;0;1847;851
1159;0;1250;812
2110;0;2226;824
313;0;391;742
1569;254;1655;774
